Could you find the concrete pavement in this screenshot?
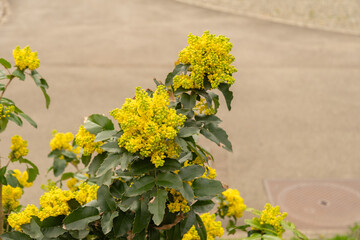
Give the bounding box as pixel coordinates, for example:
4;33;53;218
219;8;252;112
0;0;360;236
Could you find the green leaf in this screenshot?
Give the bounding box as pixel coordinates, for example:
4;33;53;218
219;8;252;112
41;87;50;109
218;83;233;111
95;130;117;142
8;113;23;126
61;172;74;180
177;151;192;164
263;234;282;240
192;200;215;213
194;89;212;108
6;170;19;187
202;123;232;151
130;158;154;175
178;165;205;181
110;179;128;198
100;141;122;153
192;178;224;198
101;211;119;235
157;159;181;171
81;154;91;167
94;169;113;186
0;70;7;80
148;189;168;226
242;233;262;240
180;210;196;235
0;58;11;68
84;114;114;135
195;214;207;240
181;93;196;109
133;198;151;233
64;206;100;230
179;181;194;203
113;213;133;238
17;112;37;128
195;114;221;124
21;218;43;239
134;230;146;240
175;137;189;152
53;158;66;177
97;152;133;176
126;175;155;197
88;153;106;175
69;229;89;239
41;215;65;228
41;226;66;239
26;167;38;182
67;199;81;211
30;70;47;88
96;153;122;176
119;197;140;212
97;185;117;212
156;172;183;191
1;231;32;240
178;127;200;138
12;69;25;80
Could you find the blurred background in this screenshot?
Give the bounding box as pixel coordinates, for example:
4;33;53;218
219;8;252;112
0;0;360;237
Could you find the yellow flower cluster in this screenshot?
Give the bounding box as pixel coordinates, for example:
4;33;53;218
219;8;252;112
110;86;186;167
167;188;190;213
74;182;98;205
258;203;287;237
2;185;22;211
0;104;15;119
13;169;33;188
8;182;99;231
13;46;40;71
182;213;224;240
66;177;79;191
194;98;215;116
7;204;38;231
220;188;246;219
9;135;29;159
173;31;237;91
38;187;74;220
75;125;104;156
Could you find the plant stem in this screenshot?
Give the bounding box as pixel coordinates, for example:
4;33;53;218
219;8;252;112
0;77;13;101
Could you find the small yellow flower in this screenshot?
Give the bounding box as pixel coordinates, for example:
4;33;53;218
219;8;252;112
167;189;190;213
74;182;98;205
219;188;246;218
13;169;33;188
182;213;224;240
173;31;236;91
13;46;40;70
9;135;29;159
75;125;104;156
8;204;39;231
2;185;22;211
110;85;186;167
256;203;287;237
0;104;15;120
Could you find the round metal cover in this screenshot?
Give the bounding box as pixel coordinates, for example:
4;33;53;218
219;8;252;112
278;183;360;228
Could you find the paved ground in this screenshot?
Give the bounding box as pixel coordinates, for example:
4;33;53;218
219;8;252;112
176;0;360;36
0;0;360;237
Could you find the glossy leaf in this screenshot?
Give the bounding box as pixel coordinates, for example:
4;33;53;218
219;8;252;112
84;114;114;134
95;130;117;142
156;172;183;191
112;213;133;238
12;69;25;80
1;231;32;240
53;158;66;177
64;206;100;230
125;175;155;197
0;58;11;68
101;211;119;235
148;189;168;226
97;185;117;212
192;200;215;213
218;83;233;111
133;198;151;233
21;218;43;239
178;165;205;181
178;127;200;138
192;178;224;198
201;123;232;151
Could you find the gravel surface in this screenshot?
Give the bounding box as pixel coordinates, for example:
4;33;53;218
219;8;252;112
174;0;360;35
